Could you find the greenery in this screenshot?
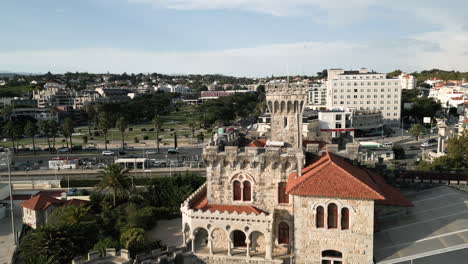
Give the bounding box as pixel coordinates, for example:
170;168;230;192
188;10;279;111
409;124;426;141
18;166;205;263
418;131;468;171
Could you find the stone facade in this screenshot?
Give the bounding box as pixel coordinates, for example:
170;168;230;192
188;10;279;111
293;196;374;264
181;83;377;264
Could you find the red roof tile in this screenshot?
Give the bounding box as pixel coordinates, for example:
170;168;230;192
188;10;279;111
286;152;412;207
190;187;268;215
247;139;267;147
19;194;64;211
64;199;89;207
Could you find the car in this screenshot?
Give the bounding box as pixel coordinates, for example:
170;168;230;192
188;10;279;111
102;151;115;156
85;146;97;150
421;139;437;148
43;147;56;152
408;145;420;150
118;151;127;156
145;150;157;155
382;142;393;147
33;147;42;151
57;147;70;153
167;148;179;154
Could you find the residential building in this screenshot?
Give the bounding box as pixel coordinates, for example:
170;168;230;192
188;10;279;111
398;73;416;90
318;108;383;138
8;108;58;122
20;193;88;229
181;84;411;264
306;83;326;109
200;90;252;100
326;68;402;126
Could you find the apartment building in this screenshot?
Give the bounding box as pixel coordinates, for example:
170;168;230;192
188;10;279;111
307;83;326;109
398;73;416;90
326;68;402;126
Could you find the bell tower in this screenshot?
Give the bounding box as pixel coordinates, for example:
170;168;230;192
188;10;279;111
266;83;308;148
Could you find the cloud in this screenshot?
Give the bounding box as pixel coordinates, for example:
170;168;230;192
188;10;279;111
2;34;468;77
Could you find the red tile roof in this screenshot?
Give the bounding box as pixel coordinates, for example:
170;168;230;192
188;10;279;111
190;187;268;215
247;139;267;147
286;152;412;207
19;194;64;211
64;199;89;207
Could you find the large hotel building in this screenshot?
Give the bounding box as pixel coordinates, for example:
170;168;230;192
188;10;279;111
326;68;402;126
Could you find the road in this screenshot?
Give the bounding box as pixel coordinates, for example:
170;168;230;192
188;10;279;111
6;147;203;171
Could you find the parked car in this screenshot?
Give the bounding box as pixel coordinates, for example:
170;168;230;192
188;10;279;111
33;147;42;151
85;146;97;150
145;150;157;155
71;145;83;151
167;148;179;154
118;151;127;156
102;150;115;156
57;147;70;153
43;147;56;152
18;147;30;152
382;142;393;147
421;138;437;148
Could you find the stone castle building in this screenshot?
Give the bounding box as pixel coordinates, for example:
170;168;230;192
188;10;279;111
181;84;412;264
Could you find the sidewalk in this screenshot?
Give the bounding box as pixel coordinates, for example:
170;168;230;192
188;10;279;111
0;210;21;264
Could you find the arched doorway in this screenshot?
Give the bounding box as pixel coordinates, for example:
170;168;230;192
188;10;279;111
249;231;265;257
193;228;209;253
232;230;246;247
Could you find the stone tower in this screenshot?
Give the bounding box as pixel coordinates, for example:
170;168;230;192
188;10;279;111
266;83;308;148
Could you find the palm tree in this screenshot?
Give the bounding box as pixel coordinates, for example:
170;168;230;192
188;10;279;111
98;112;112;150
115;117;128;150
48;120;59;151
83;104;96;134
152;115;162;153
188;122;196;139
409;124;426;141
62;118;74;151
95;164;134;206
24;121;38;155
39;120;51;151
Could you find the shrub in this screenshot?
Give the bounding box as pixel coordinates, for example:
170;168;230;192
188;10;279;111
143;136;149;140
93;237;120;256
93;131;100;137
134;137;139;143
129;128;133;131
141;128;146;132
148;128;154;132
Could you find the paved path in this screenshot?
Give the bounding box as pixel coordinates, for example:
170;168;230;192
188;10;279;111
147;218;183;247
0;210;22;264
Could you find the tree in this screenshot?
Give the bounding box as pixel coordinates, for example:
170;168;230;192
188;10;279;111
24;121;38;155
174;131;178;149
409;124;426;141
120;227;146;254
95;164;134;206
3;121;16;151
47;205;93;227
196;132;205;143
116;117;128;150
83;104;96;134
98;112;112;150
39;120;51;151
152;115;163;153
49;120;59;150
62;118;74;151
392;146;406;160
188;122;196;139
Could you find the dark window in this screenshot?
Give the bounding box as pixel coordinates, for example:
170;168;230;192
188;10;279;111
243;181;251;201
233;180;241;201
341;208;349;230
316;206;325;228
278;222;289;244
284;117;288;128
322;250;343;258
327;203;338;228
278;182;289;204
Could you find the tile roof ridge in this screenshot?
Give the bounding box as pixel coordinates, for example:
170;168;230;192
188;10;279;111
327;153;385;200
287;156;332;193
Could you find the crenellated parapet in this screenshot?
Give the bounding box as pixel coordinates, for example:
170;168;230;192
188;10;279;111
202;146;303;174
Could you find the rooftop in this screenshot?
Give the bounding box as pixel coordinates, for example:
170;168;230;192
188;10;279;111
286;152;412;206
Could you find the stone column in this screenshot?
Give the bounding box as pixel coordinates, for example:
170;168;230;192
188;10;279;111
190;235;195;253
208;236;213;255
266;233;273;260
227;239;232;256
182;230;187;247
246;239;251;258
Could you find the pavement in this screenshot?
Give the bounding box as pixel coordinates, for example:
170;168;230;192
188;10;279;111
147;218;183;247
0;209;22;264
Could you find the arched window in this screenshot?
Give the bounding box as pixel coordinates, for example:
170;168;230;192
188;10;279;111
322;250;343;264
278;222;289;244
316;206;325;228
233;180;241;201
327;203;338;229
278;182;289;204
341;208;349;230
243;181;251;201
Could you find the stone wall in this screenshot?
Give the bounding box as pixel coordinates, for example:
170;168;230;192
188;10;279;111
196;254;283;264
293;196;374;264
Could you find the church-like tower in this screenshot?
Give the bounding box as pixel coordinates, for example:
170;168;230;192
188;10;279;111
266;83;308;148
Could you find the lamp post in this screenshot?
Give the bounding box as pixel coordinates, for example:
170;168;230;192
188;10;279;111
1;152;17;245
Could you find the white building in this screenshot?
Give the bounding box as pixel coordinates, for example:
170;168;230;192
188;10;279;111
326;68;402;126
318;109;354;138
429;87;468;108
307;83;326;109
398;73;416;90
156;84;192;94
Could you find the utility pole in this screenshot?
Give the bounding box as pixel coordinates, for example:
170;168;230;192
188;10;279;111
6;153;17;245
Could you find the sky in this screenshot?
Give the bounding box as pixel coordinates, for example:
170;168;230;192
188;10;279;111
1;0;468;77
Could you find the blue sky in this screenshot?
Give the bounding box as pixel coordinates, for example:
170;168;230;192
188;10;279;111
1;0;468;77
